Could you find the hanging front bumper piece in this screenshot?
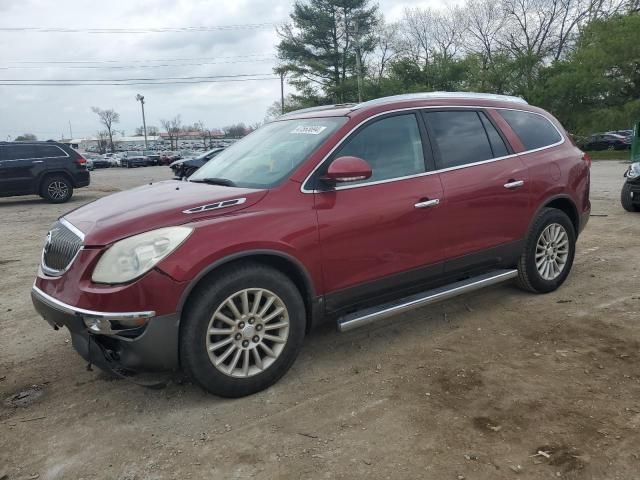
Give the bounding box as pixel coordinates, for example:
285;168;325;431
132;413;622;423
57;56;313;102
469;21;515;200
31;285;180;371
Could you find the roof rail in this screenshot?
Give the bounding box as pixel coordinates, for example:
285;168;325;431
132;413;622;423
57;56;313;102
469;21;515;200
281;103;357;118
351;92;528;110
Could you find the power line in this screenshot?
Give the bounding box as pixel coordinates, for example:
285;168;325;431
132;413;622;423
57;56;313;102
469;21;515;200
1;73;275;82
0;23;280;34
0;58;276;70
4;53;273;64
0;77;278;86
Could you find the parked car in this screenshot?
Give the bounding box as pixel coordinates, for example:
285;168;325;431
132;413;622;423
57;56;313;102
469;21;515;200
31;92;590;397
606;129;633;138
120;156;148;168
145;154;161;166
0;141;90;203
89;157;112;169
169;148;224;179
582;133;631;150
621;162;640;212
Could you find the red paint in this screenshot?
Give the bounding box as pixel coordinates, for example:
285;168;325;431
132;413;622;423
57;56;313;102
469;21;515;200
36;95;590;316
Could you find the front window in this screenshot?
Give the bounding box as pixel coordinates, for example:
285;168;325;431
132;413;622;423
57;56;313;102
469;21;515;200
189;117;346;188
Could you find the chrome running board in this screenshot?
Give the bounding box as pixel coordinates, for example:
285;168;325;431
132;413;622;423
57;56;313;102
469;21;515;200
337;269;518;332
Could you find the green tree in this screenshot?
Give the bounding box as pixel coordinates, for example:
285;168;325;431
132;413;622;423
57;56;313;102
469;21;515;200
276;0;379;104
535;13;640;134
14;133;37;141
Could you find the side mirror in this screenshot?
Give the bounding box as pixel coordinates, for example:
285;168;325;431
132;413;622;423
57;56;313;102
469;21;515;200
322;156;373;184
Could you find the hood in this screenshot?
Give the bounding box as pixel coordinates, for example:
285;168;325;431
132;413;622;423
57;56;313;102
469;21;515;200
64;180;267;245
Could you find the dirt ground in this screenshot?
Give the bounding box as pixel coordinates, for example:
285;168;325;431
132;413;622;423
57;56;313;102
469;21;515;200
1;161;639;480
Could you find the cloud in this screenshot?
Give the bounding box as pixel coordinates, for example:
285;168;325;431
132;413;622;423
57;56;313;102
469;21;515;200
0;0;454;139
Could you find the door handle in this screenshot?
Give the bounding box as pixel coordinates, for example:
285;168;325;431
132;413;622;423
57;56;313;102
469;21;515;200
504;180;524;189
414;199;440;209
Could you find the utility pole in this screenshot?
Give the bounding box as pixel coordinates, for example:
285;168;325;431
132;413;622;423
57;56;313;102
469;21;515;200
136;94;148;152
68;120;73;140
280;70;285;114
352;20;363;104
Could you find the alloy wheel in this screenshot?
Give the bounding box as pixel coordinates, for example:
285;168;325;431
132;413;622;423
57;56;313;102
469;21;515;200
47;181;69;200
535;223;569;280
205;288;290;378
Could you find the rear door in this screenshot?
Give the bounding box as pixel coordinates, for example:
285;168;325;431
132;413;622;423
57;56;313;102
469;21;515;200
422;109;532;270
311;112;446;312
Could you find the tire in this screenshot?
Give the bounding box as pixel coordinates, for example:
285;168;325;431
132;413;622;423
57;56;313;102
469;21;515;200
179;263;306;397
517;208;576;294
40;175;73;203
621;183;640;212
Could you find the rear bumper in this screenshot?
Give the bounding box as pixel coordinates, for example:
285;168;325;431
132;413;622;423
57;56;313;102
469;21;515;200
31;285;179;371
74;170;90;188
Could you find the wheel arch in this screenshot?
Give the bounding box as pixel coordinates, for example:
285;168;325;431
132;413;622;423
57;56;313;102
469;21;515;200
177;250;320;333
532;194;580;235
38;170;74;193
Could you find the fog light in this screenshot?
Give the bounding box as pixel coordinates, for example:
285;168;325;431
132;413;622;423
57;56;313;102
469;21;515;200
83;316;149;335
84;317;114;334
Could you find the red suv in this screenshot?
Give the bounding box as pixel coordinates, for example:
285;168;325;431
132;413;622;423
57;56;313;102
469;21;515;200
32;93;591;397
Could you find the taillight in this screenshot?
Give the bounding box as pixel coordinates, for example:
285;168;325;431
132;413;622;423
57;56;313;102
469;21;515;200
582;152;591;168
75;155;87;167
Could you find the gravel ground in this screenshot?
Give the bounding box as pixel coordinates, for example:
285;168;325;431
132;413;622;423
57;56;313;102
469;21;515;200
1;162;639;480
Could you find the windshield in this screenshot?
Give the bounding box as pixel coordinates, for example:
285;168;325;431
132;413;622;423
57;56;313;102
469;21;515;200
189;117;346;188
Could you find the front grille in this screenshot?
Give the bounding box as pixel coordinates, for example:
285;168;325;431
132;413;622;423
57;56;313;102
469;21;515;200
42;221;83;274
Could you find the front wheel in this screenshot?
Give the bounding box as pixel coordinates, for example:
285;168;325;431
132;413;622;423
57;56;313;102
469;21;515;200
621;183;640;212
517;208;576;293
180;263;306;397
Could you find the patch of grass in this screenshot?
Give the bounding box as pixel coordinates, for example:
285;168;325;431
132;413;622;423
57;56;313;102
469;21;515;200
585;149;631;161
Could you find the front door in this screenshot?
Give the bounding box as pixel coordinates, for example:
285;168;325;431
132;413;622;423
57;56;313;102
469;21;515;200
311;112;446;312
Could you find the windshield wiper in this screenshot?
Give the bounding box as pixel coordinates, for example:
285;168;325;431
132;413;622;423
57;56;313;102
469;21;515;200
190;177;236;187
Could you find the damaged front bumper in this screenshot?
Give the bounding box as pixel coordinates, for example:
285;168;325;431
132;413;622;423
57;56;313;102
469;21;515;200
31;285;179;372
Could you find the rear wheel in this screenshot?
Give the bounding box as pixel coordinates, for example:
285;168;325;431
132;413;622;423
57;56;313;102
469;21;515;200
621;183;640;212
41;175;73;203
180;263;306;397
517;208;576;293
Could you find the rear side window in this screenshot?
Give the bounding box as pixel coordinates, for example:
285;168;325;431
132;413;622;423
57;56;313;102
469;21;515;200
499;110;562;150
1;144;67;160
334;113;426;184
424;111;494;169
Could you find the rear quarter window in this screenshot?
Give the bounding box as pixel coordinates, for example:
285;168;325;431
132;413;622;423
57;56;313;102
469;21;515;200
499;110;563;151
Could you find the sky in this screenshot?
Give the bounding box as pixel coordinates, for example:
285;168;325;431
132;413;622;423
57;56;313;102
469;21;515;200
0;0;459;140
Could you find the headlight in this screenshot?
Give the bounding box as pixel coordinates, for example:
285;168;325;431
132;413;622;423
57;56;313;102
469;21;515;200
627;163;640;179
92;226;192;284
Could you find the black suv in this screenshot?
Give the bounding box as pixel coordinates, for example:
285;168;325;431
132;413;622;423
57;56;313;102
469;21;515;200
0;141;90;203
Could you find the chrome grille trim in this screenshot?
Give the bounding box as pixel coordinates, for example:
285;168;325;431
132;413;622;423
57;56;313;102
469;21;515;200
41;219;84;276
182;197;246;214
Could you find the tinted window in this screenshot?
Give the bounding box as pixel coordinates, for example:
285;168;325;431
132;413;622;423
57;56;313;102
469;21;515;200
479;112;509;158
333;114;425;184
499;110;562;150
35;145;67;158
425;111;494;169
1;144;67;160
2;145;38;160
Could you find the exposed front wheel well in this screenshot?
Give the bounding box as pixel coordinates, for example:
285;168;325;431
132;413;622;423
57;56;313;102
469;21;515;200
543;197;579;234
180;254;316;333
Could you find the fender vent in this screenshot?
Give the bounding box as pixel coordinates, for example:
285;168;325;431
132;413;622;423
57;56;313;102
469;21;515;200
183;197;246;214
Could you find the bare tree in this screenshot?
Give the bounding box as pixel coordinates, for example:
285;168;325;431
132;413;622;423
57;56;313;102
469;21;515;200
463;0;505;62
369;20;401;80
95;130;109;154
432;7;465;61
160;115;182;150
399;7;435;66
91;107;119;152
